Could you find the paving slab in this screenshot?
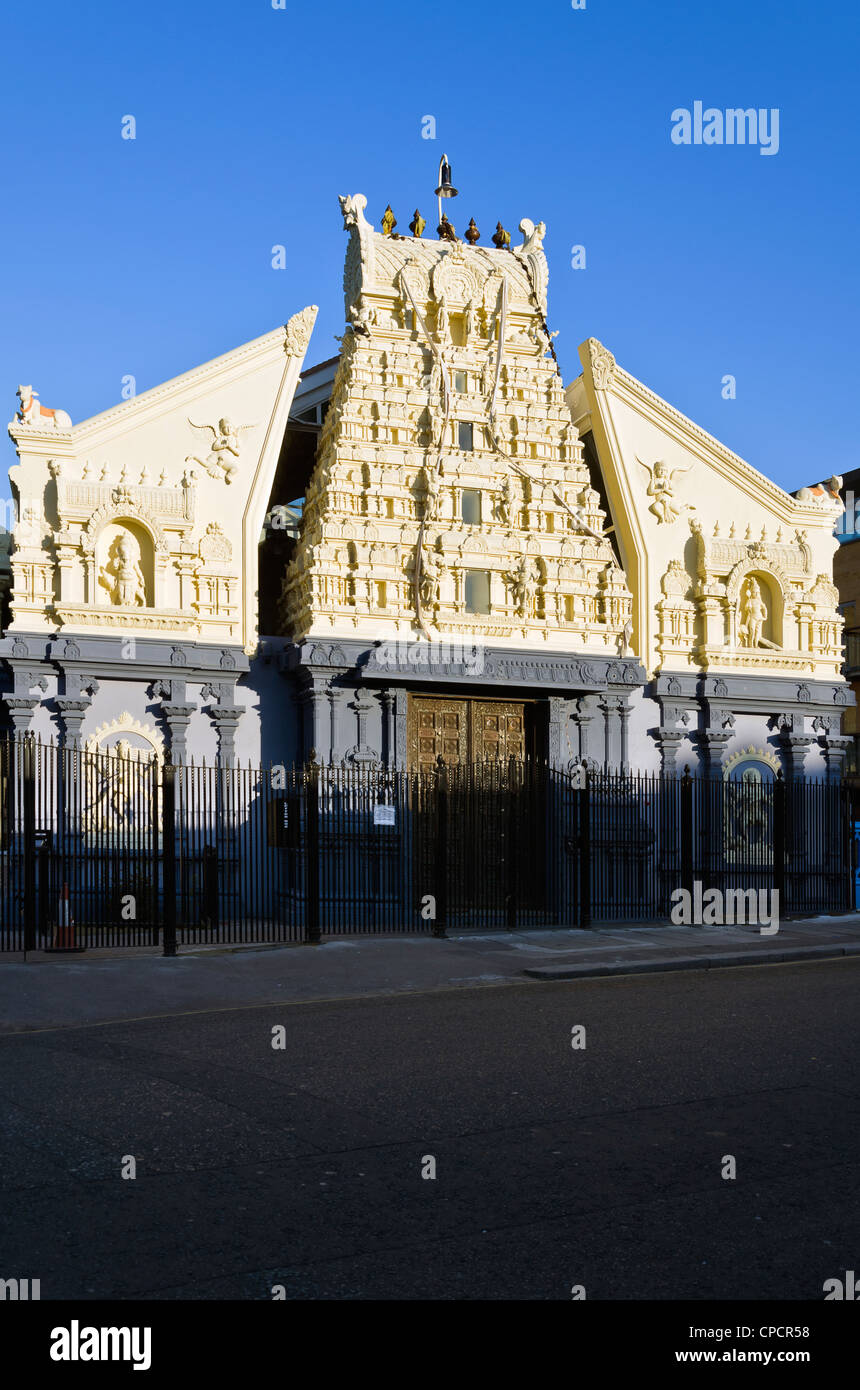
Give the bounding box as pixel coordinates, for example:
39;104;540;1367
1;913;860;1034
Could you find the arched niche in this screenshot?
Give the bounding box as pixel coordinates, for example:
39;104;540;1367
96;519;155;608
729;566;786;649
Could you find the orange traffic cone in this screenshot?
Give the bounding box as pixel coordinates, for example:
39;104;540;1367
50;883;83;951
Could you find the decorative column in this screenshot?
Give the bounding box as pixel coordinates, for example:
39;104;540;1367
4;694;41;737
572;694;599;767
781;733;815;781
393;689;408;770
55;699;87;748
654;728;685;774
327;684;344;765
161;704;196;764
547;696;574;770
599;696;624;769
55;672;99;747
381;689;396;768
151;678;197;764
697;729;733;776
296;675;327;764
4;666;49;738
822;734;852;782
209;706;241;768
346;689;380;764
618;694;633;770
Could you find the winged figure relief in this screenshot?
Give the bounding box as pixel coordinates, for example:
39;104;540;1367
186;417;256;484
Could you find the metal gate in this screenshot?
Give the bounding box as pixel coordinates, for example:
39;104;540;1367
0;737;853;951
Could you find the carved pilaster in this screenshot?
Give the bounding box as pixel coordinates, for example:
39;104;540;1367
618;694;632;769
381;689;395;768
4;694;40;737
151;678;196;764
326;684;344;765
599;694;624;769
161;703;196;764
346;689;380;764
572;694;599;766
54;671;99;748
296;675;328;764
655;728;685;774
546;696;572;770
821;734;852;782
209;706;241;768
393;688;408;771
4;666;48;737
55;698;89;748
781;733;815;780
696;729;733;775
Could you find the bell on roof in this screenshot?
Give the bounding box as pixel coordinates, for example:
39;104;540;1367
434;155;458;199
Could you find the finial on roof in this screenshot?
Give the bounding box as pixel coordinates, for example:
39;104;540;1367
464;218;480;245
381;205;397;236
492;221;511;249
409;209;426;237
437;213;457;242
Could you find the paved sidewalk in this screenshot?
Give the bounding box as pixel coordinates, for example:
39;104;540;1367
1;915;859;1034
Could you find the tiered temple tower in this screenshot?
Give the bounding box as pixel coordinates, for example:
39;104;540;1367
281;194;632;656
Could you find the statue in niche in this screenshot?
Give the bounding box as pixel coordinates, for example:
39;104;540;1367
464;299;476;342
637;456;692;524
738;576;778;649
420;465;439;522
435;292;450;345
508;555;538;618
103;533;147;607
418;542;443;612
186;416;255;484
496;474;515;525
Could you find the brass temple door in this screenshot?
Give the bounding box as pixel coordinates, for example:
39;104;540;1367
408;696;530;768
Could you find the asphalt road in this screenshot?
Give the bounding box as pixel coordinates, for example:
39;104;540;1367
2;959;858;1300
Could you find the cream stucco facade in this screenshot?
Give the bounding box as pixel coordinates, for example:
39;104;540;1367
1;192;851;778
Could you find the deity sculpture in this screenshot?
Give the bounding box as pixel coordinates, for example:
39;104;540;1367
420;465;439;522
418;542;442;612
638;456;691;524
435;292;450;344
186;416;255;483
738;576;770;648
508;555;537;618
104;533;147;607
496;474;515;526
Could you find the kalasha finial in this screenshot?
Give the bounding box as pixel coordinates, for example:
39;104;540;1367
492;221;511;249
464;218;480;245
409;209;426;237
381;205;397;236
437;213;457;242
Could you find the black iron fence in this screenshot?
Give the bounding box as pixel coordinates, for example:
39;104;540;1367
0;736;853;952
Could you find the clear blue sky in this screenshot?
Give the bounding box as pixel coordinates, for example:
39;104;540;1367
2;0;857;492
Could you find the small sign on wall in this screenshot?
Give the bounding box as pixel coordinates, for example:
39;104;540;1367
373;804;396;827
267;794;300;848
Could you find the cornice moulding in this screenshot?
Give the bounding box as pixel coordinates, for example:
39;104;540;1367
574;346;830;524
9;322;306;451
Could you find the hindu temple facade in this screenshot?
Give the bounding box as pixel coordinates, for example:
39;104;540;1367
1;192;851;783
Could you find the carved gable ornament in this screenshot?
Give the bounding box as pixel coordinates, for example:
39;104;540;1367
198;522;232;564
665;518;845;677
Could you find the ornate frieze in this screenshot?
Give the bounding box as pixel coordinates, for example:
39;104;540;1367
654;518;842;676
